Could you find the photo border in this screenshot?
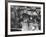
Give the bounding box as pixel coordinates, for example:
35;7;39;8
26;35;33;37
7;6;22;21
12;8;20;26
5;0;45;37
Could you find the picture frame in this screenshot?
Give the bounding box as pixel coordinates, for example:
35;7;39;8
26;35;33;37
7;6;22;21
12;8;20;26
5;0;45;37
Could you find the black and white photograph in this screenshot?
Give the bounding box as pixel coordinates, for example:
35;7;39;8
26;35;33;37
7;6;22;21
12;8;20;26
7;2;45;35
11;6;41;31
